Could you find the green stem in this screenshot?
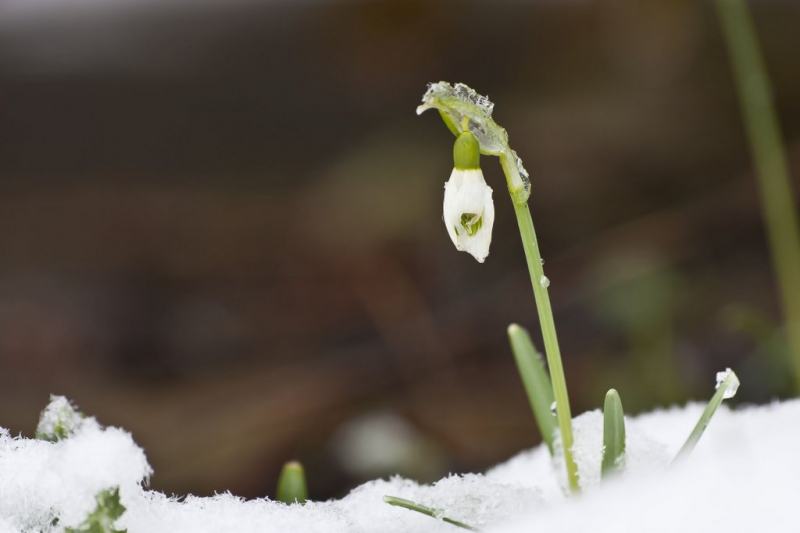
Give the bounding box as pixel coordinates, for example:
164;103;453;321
715;0;800;389
502;154;580;492
383;496;478;531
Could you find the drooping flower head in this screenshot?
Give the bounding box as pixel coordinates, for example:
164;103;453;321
417;82;530;204
417;82;533;263
443;132;494;262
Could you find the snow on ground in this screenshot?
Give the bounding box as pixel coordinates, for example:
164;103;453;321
0;397;798;532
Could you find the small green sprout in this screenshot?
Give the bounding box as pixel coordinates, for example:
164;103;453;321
601;389;626;478
673;368;740;462
66;487;126;533
507;324;556;455
276;461;308;504
383;495;477;531
36;395;85;442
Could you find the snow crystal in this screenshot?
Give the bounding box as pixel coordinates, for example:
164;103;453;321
417;81;509;155
1;398;799;532
417;82;531;197
417;82;494;118
716;368;740;399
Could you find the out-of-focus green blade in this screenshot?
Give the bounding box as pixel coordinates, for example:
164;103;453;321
383;496;478;531
276;461;308;504
601;389;626;478
507;324;557;455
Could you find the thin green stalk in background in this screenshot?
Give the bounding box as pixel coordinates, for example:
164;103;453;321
383;496;478;531
715;0;800;388
502;152;580;493
673;368;740;462
508;324;557;455
601;389;626;478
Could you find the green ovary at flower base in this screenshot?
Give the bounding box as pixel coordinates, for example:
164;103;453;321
418;81;580;492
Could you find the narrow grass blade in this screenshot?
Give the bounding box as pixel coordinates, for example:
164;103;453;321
601;388;626;478
507;324;556;455
673;368;740;462
276;461;308;503
384;496;478;531
715;0;800;390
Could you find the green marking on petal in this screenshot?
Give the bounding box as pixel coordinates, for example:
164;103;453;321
460;213;483;236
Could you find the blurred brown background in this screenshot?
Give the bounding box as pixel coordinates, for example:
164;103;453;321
0;0;799;500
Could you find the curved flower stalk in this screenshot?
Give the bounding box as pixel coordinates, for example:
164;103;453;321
417;82;579;492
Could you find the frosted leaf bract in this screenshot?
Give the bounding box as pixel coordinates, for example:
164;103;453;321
417;82;530;197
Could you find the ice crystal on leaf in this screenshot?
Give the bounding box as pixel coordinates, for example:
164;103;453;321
417;82;530;199
715;368;740;399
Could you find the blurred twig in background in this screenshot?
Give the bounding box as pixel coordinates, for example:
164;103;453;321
715;0;800;389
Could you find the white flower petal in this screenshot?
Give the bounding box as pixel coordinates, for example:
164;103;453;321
442;168;494;263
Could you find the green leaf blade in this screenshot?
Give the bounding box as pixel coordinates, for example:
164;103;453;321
601;388;626;478
673;368;740;462
507;324;557;455
383;495;478;531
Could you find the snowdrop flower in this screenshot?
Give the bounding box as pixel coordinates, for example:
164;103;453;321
443;131;495;263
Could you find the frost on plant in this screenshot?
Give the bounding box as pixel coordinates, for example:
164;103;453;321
715;368;740;399
417;82;504;153
36;395;85;442
66;487;126;533
673;368;740;462
417;82;530;201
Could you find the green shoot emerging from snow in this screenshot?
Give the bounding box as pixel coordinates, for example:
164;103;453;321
36;395;85;442
383;496;477;531
673;368;740;462
508;324;556;455
601;389;626;477
66;487;126;533
276;461;308;504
